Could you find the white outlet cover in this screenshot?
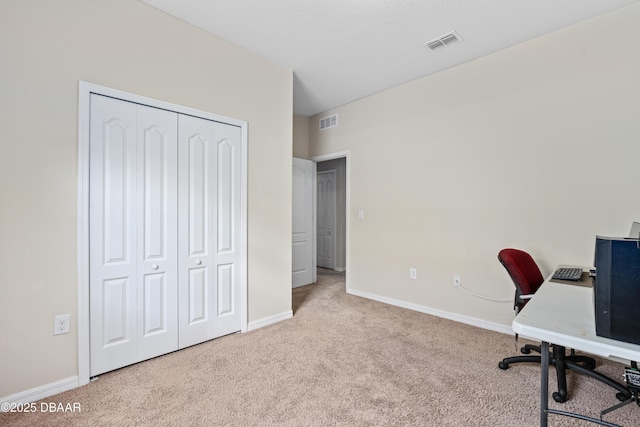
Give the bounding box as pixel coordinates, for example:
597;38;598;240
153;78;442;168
54;314;71;335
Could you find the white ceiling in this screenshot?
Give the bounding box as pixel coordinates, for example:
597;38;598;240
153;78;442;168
143;0;640;117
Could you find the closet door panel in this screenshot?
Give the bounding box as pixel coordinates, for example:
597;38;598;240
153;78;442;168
136;106;179;361
178;115;215;348
210;123;243;337
89;95;139;376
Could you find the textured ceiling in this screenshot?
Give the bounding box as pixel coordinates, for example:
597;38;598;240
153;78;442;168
143;0;640;116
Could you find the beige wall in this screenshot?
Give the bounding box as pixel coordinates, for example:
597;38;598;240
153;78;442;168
293;114;310;159
309;4;640;328
0;0;292;398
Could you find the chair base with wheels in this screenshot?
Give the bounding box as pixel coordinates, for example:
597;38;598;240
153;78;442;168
500;342;595;370
498;343;612;403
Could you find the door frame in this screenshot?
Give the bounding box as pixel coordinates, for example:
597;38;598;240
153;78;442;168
310;151;350;290
77;81;248;385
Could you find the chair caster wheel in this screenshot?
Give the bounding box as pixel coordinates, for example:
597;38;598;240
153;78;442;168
520;347;531;354
498;361;509;370
552;392;567;403
615;392;630;402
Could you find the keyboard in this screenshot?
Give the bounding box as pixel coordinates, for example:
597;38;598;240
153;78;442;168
552;267;583;281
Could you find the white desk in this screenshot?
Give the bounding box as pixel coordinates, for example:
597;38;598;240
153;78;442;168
513;276;640;426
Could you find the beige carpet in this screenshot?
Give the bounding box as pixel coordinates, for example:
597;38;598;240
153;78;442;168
1;269;637;426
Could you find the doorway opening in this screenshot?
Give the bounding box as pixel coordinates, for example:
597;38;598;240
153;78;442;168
312;151;350;290
316;158;346;273
291;151;350;291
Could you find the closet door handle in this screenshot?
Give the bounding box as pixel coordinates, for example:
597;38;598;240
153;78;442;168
195;259;203;265
152;264;159;270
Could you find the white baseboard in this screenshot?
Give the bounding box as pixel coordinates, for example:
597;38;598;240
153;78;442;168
1;376;79;409
346;287;514;336
247;310;293;331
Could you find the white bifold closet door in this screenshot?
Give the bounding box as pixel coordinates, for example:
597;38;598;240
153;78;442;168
177;115;242;349
89;94;242;376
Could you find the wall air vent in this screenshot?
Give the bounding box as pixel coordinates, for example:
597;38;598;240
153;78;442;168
424;31;462;51
319;114;338;131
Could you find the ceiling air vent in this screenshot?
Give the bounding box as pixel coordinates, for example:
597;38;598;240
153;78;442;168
424;31;462;51
319;114;338;131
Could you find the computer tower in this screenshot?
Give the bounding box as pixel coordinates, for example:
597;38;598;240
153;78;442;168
594;236;640;345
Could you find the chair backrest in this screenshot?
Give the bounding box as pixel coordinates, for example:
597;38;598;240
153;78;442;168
498;248;544;311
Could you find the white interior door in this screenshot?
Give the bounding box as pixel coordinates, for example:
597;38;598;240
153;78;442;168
292;158;316;288
178;115;243;348
317;170;336;269
89;94;178;376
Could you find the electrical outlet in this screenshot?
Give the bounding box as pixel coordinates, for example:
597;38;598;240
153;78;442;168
54;314;71;335
410;268;417;279
453;275;461;287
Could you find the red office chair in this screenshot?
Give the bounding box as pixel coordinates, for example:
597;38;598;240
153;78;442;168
496;248;627;403
498;248;544;316
497;248;556;368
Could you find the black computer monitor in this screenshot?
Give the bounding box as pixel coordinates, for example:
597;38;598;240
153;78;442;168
593;235;640;345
